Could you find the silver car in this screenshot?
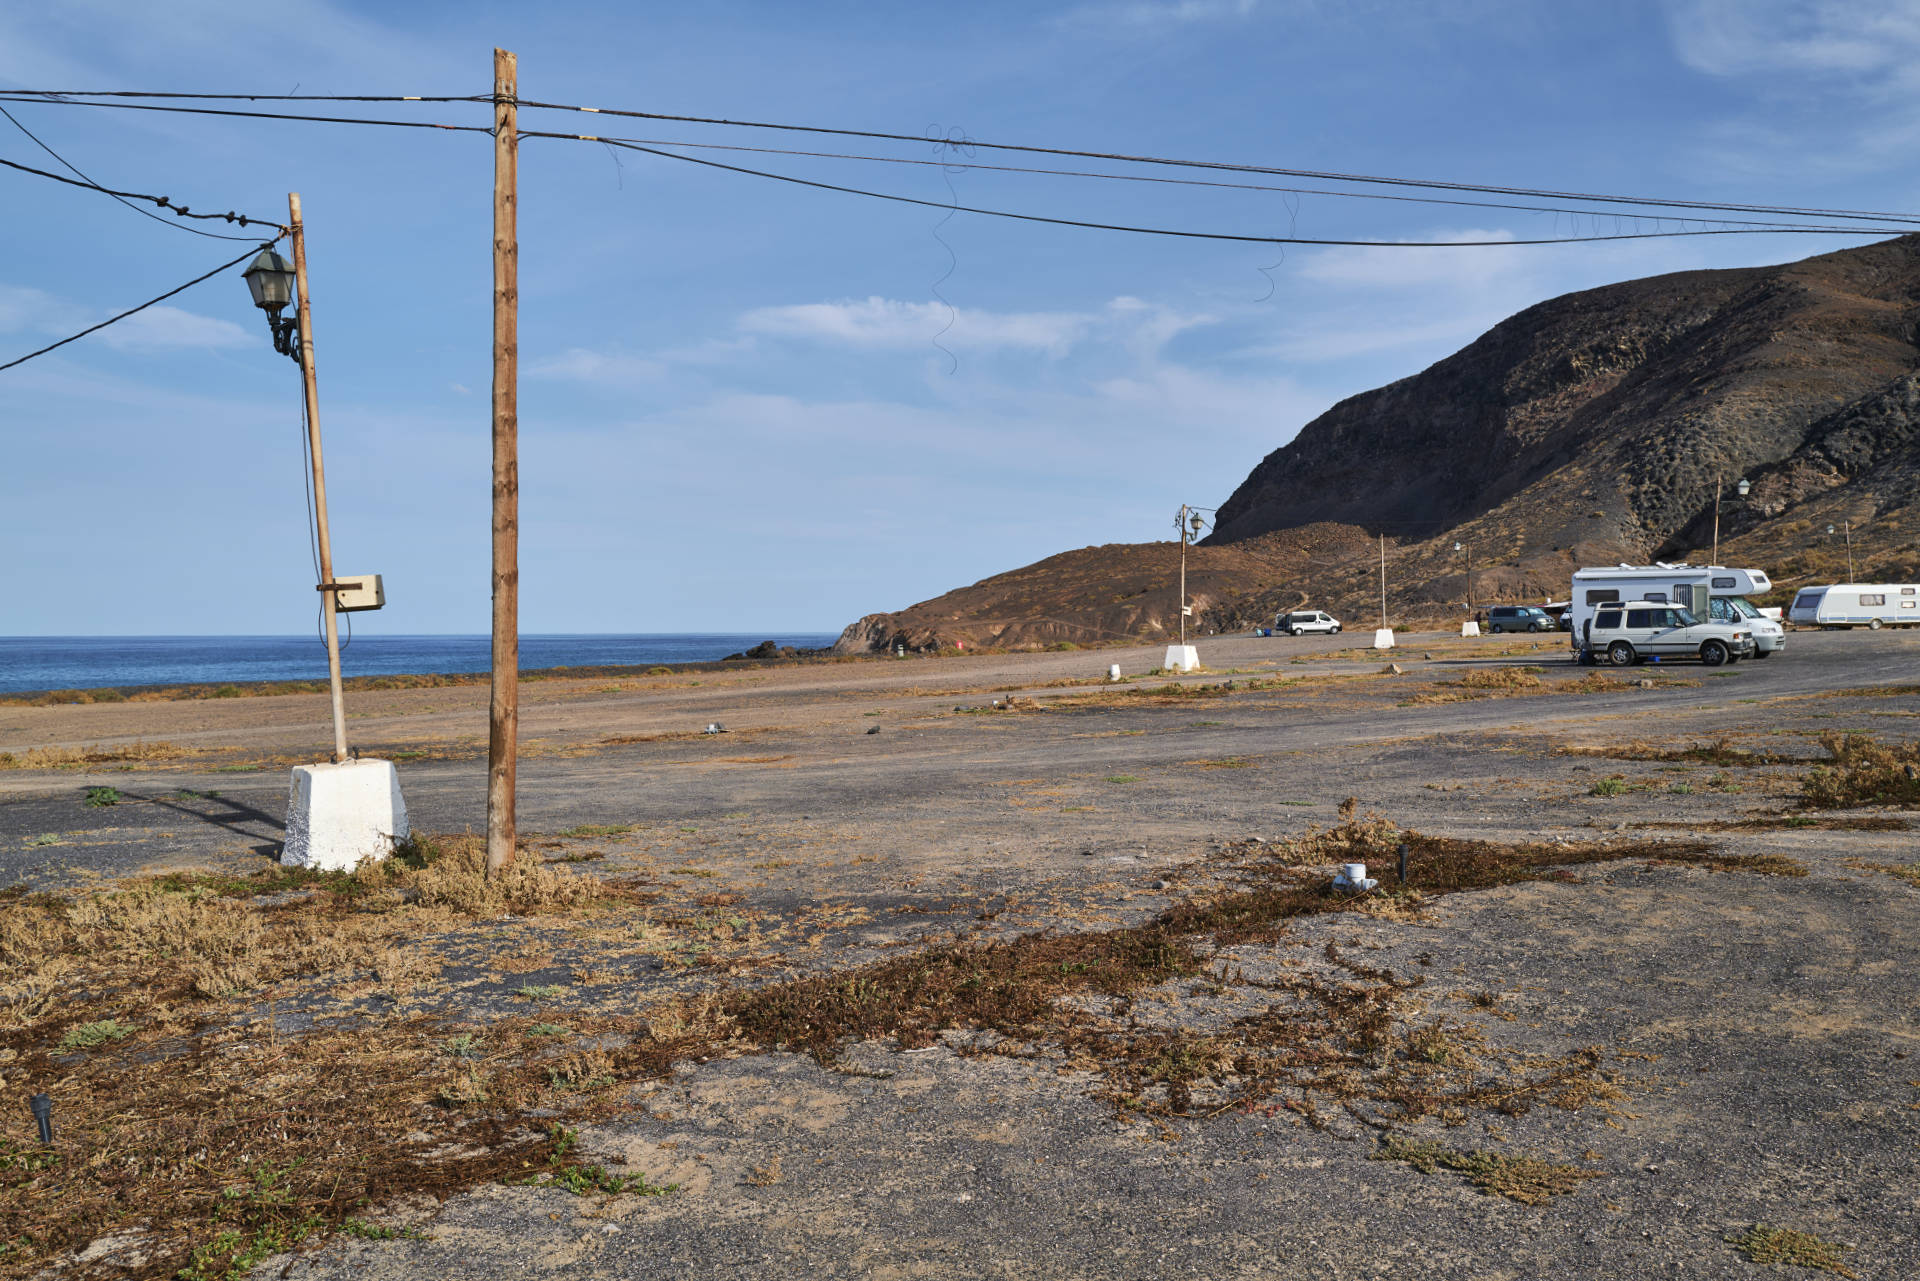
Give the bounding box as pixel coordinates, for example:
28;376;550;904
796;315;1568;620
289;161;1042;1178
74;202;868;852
1587;601;1754;667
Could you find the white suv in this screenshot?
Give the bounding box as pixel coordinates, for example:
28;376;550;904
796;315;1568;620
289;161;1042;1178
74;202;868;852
1585;601;1755;667
1274;610;1341;636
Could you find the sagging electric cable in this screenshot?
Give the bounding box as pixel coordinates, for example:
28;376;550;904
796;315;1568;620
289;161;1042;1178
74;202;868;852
527;133;1914;247
0;237;282;373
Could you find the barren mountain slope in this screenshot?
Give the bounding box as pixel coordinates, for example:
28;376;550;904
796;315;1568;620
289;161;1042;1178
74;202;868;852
839;236;1920;652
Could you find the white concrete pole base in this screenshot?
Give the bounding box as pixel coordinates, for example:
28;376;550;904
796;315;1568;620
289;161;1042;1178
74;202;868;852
1461;620;1481;637
1373;628;1396;649
1163;644;1199;672
282;759;410;871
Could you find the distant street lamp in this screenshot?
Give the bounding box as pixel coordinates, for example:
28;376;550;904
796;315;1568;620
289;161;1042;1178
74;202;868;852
1827;522;1855;581
1452;540;1473;613
1174;504;1211;647
1711;475;1749;565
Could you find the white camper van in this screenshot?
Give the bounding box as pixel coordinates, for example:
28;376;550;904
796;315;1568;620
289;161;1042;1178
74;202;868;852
1787;584;1920;629
1570;564;1783;658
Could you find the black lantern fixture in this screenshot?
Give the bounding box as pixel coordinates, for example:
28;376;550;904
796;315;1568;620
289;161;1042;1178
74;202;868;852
242;248;301;364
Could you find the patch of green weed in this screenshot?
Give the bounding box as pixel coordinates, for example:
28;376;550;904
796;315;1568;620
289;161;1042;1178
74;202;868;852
1725;1224;1855;1277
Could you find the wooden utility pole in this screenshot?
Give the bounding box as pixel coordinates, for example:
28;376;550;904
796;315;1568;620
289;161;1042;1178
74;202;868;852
1712;473;1723;566
486;47;519;875
287;193;349;763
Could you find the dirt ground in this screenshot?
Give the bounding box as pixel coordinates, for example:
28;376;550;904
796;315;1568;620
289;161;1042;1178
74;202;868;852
2;629;1917;1279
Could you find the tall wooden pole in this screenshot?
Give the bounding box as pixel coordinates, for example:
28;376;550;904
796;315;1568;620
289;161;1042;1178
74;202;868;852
1712;473;1722;565
486;48;520;875
287;193;349;763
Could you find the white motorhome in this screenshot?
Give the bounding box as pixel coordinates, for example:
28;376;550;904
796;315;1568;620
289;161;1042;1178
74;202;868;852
1787;584;1920;629
1570;564;1783;658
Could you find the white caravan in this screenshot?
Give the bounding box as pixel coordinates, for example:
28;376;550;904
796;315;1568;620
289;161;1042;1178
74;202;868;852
1569;564;1783;658
1787;584;1920;629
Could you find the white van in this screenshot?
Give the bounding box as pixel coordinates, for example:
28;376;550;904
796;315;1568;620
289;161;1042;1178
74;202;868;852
1570;564;1783;657
1787;584;1920;629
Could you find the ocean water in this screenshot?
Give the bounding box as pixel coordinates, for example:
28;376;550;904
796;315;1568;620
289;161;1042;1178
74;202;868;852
0;634;840;695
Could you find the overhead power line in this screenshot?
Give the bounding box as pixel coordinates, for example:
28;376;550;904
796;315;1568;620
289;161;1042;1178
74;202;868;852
527;132;1914;246
0;237;279;373
0;152;273;230
0;95;490;134
552;132;1873;233
12;87;1920;228
509;98;1920;228
1;109;275;239
11;86;1917;240
6;90;483;103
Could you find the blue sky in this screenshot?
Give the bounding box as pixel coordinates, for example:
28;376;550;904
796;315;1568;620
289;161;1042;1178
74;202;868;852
4;0;1918;636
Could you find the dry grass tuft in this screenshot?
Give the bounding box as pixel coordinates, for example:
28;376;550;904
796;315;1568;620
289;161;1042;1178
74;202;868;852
1371;1134;1602;1205
1802;732;1920;808
1560;736;1801;768
0;741;197;771
1725;1224;1856;1278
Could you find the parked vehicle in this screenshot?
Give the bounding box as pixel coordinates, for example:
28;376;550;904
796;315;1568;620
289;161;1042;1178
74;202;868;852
1487;605;1555;633
1274;609;1341;636
1541;601;1573;631
1569;564;1782;655
1705;594;1785;657
1787;583;1920;629
1584;601;1755;666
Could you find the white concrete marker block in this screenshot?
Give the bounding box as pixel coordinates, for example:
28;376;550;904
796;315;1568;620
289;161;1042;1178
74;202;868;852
1163;644;1199;673
1461;621;1481;637
1107;664;1122;682
1373;628;1395;650
282;759;410;871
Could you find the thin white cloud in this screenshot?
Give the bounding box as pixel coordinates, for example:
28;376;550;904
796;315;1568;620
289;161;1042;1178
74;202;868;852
1666;0;1920;82
527;348;666;387
0;285;251;353
1063;0;1260;28
1661;0;1920;174
1296;229;1523;288
739;296;1093;354
98;304;253;351
0;284;84;336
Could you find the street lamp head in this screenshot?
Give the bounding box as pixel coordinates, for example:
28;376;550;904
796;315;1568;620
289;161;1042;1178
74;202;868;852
1735;477;1751;498
1452;541;1463;553
1827;524;1836;536
243;249;296;312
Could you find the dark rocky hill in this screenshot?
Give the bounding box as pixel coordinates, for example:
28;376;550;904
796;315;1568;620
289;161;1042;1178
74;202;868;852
838;236;1920;653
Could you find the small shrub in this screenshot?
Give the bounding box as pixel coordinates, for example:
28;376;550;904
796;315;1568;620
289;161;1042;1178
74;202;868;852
1371;1135;1600;1205
515;984;566;1001
1448;668;1544;691
83;787;121;808
58;1019;133;1049
1802;733;1920;808
1590;777;1629;797
1725;1224;1855;1278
